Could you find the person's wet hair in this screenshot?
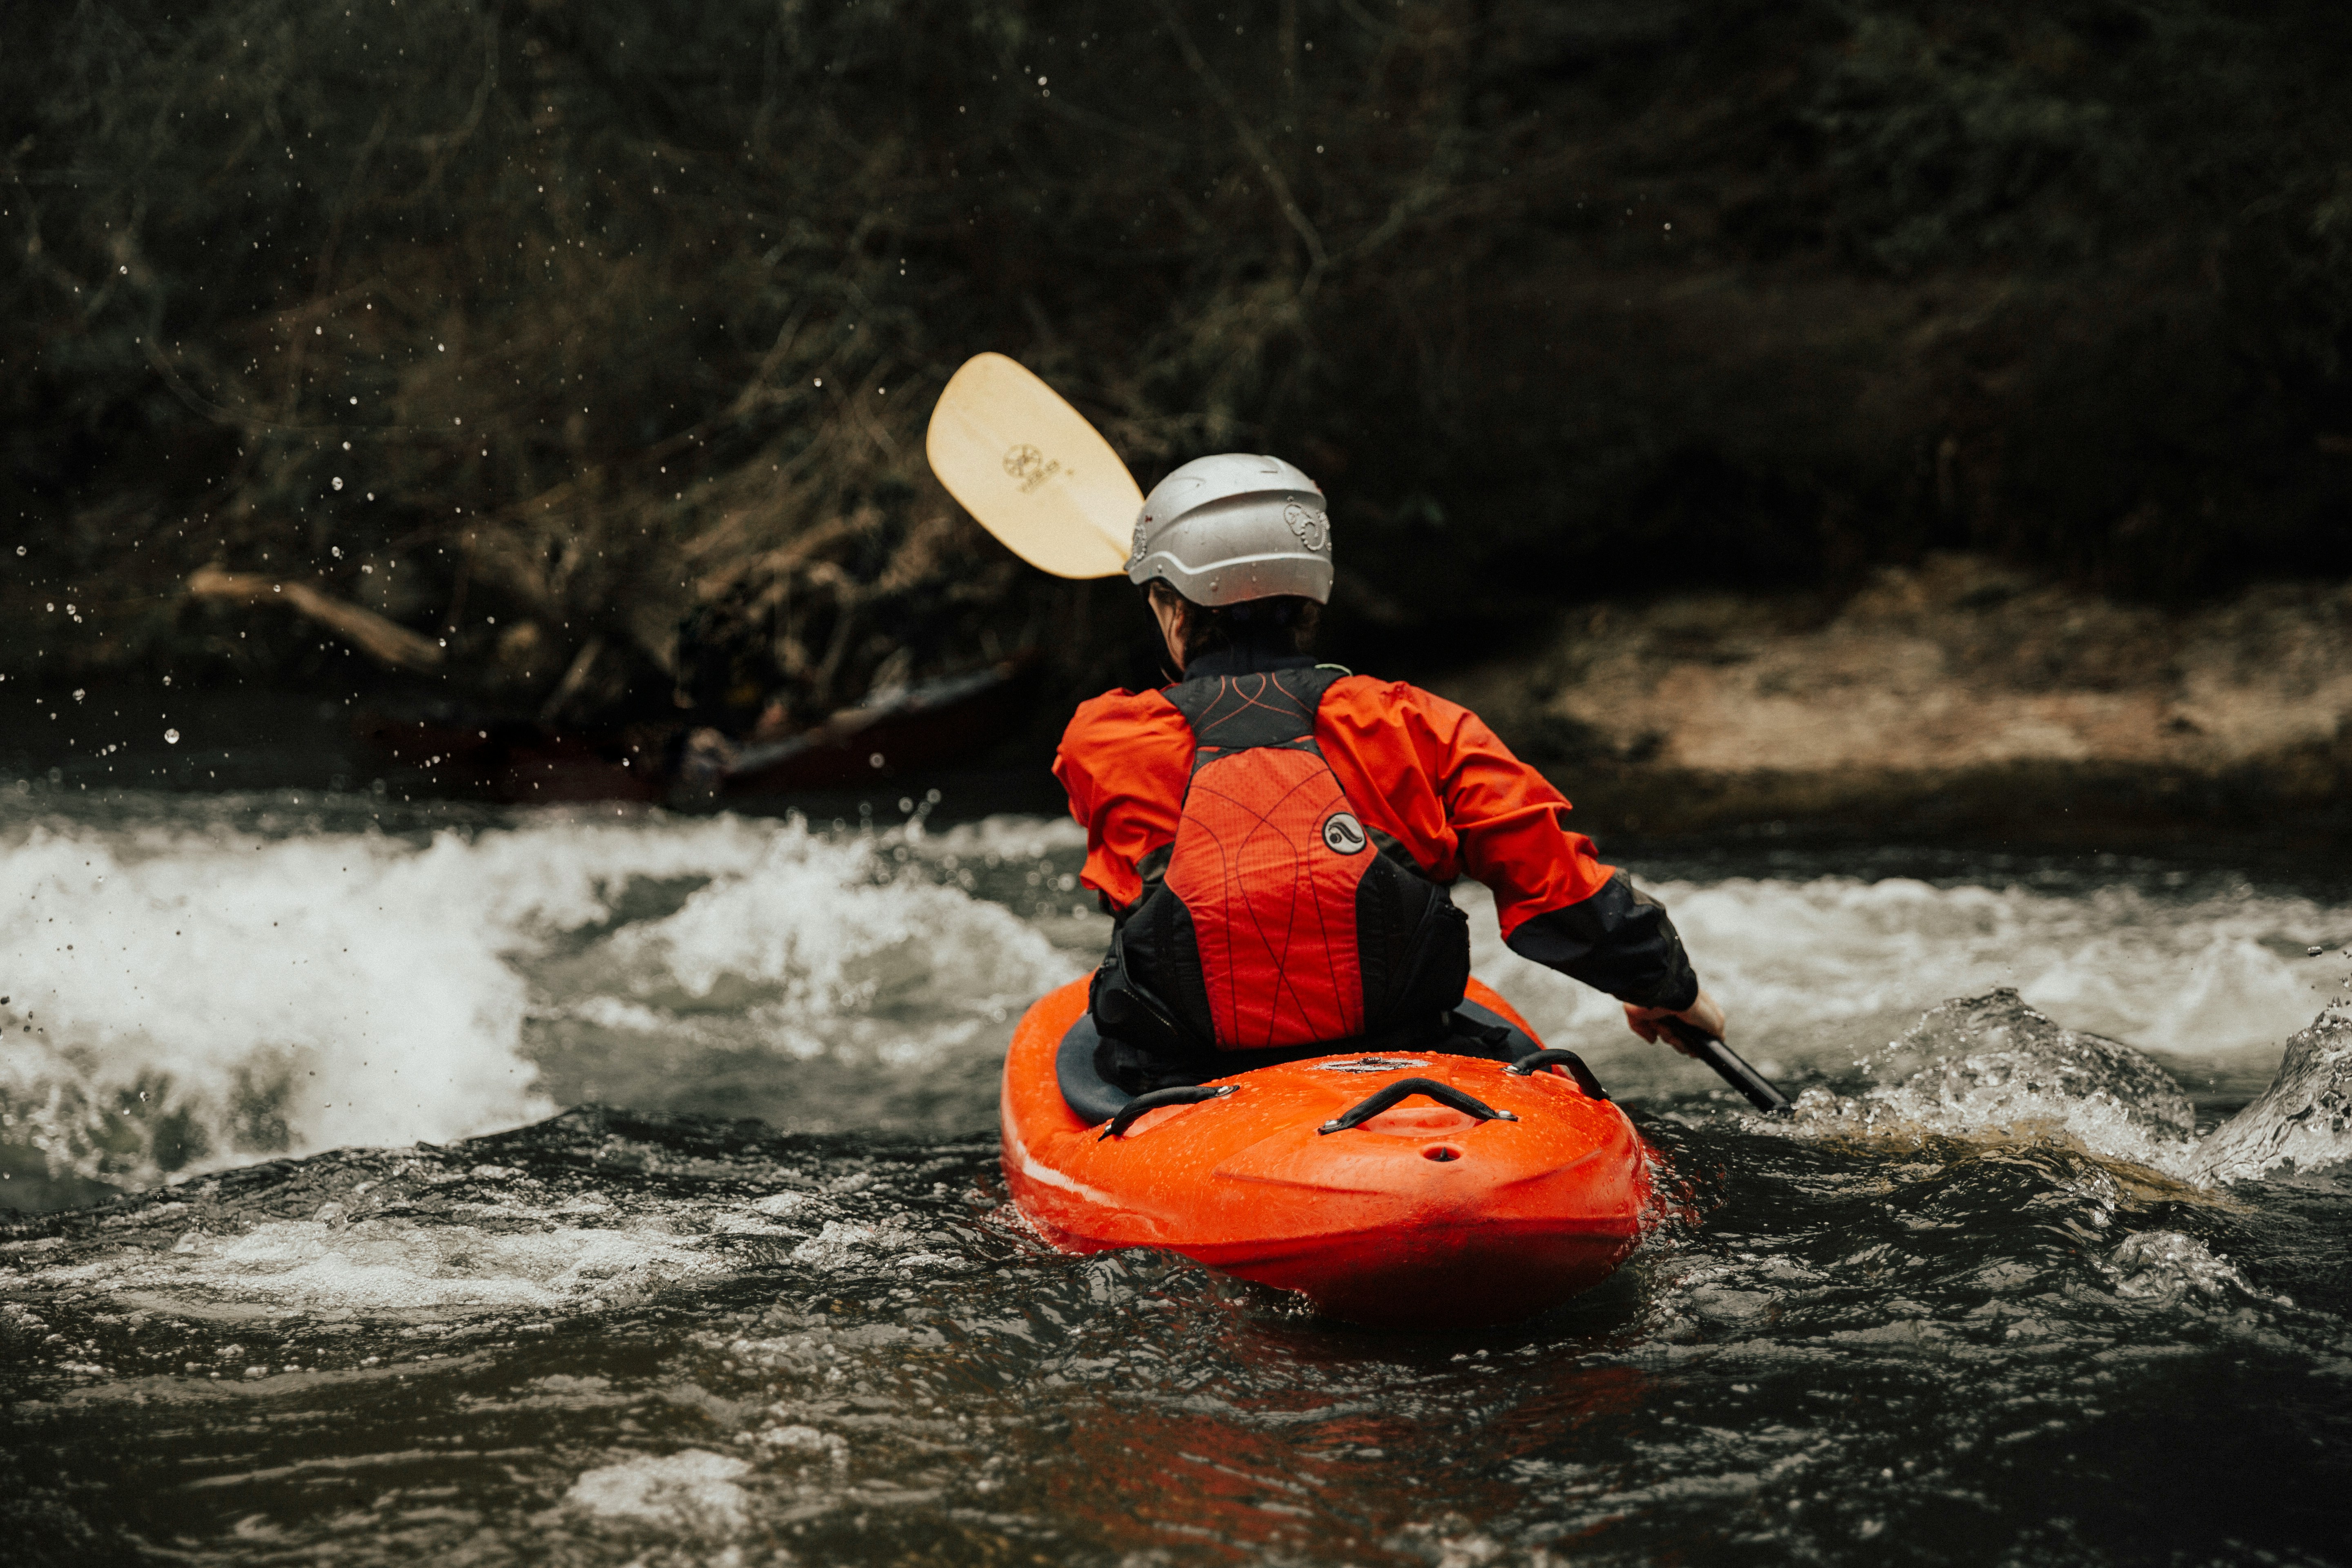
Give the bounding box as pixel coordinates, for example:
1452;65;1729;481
1146;579;1320;666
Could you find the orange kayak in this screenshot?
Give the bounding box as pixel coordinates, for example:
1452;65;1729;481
999;976;1655;1328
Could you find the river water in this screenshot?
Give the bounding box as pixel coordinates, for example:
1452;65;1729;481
3;783;2349;1566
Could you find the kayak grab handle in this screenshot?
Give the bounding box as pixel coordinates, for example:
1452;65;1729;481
1503;1048;1611;1101
1319;1078;1517;1135
1099;1083;1237;1140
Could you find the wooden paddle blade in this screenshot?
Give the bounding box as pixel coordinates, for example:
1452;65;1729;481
925;353;1140;579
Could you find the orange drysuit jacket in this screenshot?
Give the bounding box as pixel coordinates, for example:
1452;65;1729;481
1054;663;1699;1011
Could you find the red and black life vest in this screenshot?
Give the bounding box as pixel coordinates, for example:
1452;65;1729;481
1091;665;1471;1078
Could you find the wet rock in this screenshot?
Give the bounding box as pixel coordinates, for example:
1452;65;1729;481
2196;1003;2352;1185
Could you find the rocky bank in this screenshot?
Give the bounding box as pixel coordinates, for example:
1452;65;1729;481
1435;555;2352;842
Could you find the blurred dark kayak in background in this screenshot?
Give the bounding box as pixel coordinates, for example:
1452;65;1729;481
351;652;1040;806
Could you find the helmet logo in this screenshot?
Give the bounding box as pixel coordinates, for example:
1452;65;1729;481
1130;511;1149;564
1321;811;1367;855
1002;443;1063;494
1283;501;1330;552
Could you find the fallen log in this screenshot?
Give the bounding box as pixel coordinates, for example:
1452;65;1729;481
187;565;445;671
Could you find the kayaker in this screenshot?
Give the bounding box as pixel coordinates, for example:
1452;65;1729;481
1054;453;1729;1094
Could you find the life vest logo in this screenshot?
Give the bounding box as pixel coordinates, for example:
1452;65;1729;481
1321;811;1367;855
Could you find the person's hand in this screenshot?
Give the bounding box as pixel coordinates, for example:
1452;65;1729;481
1623;988;1728;1056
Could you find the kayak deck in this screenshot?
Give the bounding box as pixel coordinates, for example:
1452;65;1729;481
1000;977;1653;1327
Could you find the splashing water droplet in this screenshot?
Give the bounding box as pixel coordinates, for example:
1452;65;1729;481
164;729;180;744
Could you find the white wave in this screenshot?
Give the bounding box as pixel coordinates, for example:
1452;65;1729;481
26;1213;718;1312
11;794;2345;1198
0;804;1087;1197
921;812;1087;861
1784;989;2207;1174
586;830;1069;1033
789;1219;883;1268
1466;873;2349;1091
2196;1000;2352;1183
561;1450;753;1536
2102;1229;2267;1307
755;1423;850;1465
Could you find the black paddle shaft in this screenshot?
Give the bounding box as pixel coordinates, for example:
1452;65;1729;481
1658;1018;1795;1116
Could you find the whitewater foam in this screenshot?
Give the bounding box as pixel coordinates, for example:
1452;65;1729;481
27;1214;720;1312
2196;1001;2352;1184
1463;873;2349;1096
562;1450;753;1536
10;793;2350;1205
1787;989;2205;1174
2102;1229;2270;1308
2;804;1088;1202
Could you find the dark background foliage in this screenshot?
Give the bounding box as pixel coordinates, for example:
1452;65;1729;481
6;0;2350;728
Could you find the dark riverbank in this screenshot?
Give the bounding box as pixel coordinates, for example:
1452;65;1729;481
11;552;2348;856
1437;556;2352;846
11;1;2352;748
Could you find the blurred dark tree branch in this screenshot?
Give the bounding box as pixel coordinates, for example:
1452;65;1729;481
1;0;2348;730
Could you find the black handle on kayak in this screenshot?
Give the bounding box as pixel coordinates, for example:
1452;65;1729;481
1099;1083;1236;1140
1318;1077;1517;1135
1503;1047;1611;1101
1658;1018;1794;1116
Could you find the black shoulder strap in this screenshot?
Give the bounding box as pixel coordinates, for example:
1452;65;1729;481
1163;666;1346;770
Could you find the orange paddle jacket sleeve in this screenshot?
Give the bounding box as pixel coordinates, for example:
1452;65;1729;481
1053;674;1700;1010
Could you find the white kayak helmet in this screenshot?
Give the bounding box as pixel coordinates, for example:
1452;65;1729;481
1126;453;1333;606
